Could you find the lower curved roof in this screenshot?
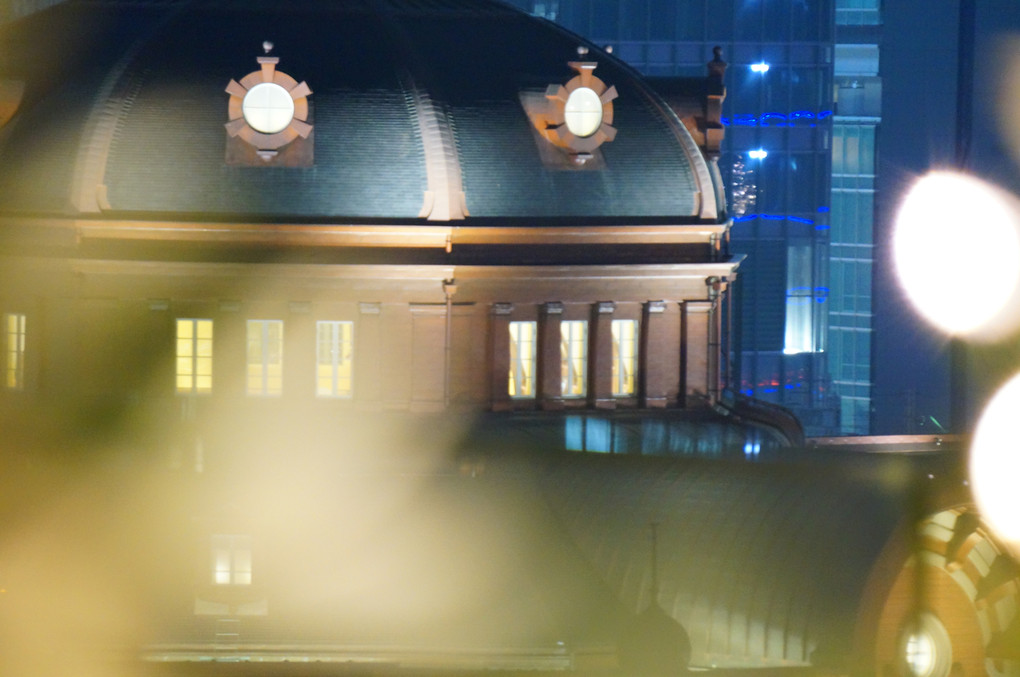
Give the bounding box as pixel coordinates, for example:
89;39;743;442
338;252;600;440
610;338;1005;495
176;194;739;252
533;452;900;668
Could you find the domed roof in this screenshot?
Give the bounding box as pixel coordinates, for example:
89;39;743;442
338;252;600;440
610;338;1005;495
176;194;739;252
0;0;723;225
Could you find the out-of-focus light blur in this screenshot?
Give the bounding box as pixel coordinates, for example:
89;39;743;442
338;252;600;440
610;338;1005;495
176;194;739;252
996;36;1020;173
970;371;1020;547
747;148;767;159
749;62;769;73
893;171;1020;339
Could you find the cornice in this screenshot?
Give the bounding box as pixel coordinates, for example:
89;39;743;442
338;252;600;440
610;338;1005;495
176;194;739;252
0;217;732;248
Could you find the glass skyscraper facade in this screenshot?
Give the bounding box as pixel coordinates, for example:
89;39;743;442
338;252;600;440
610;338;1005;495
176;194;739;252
830;0;881;434
510;0;880;435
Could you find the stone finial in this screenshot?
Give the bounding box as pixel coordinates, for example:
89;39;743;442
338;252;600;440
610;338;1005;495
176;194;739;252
708;46;727;81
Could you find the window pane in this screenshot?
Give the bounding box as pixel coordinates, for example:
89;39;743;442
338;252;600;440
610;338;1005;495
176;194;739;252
211;535;252;586
338;323;353;394
612;319;638;396
784;244;817;354
176;319;212;394
195;357;213;376
213;547;232;584
247;320;283;396
508;321;536;398
5;313;26;390
233;548;252;585
316;321;354;397
560;320;587;397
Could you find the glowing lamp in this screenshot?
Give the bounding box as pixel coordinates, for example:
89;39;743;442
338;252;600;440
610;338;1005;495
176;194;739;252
750;62;770;73
747;149;767;160
893;171;1020;339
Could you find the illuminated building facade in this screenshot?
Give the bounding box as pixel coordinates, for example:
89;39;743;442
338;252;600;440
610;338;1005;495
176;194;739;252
0;2;1018;676
0;0;777;671
0;0;746;422
506;0;875;435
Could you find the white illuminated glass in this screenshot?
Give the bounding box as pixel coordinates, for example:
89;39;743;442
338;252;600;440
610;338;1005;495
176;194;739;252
783;245;817;355
564;87;603;138
211;535;252;586
750;62;770;73
242;82;295;134
905;632;935;676
748;148;768;160
899;614;951;677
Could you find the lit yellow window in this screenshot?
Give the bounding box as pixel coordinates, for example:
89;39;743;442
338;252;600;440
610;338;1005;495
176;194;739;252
612;319;638;396
176;318;213;394
560;320;587;398
4;313;26;390
508;321;536;398
247;320;283;396
316;321;353;397
211;534;251;586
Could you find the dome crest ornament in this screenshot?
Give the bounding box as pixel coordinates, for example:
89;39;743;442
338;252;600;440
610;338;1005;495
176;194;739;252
224;43;313;163
541;60;618;161
519;53;618;167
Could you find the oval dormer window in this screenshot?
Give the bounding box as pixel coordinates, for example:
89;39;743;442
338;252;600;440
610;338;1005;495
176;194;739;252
241;82;296;134
564;86;603;138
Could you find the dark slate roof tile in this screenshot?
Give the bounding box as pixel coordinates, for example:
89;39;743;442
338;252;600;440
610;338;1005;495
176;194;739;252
0;0;717;224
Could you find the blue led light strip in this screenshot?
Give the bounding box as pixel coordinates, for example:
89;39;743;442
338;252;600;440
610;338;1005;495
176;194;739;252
722;110;833;127
733;213;830;230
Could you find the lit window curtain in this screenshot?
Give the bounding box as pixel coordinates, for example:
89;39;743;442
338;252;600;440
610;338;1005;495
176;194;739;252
176;318;213;394
560;320;587;397
508;321;536;397
212;535;252;585
316;321;353;397
611;319;638;396
4;313;25;390
247;320;283;396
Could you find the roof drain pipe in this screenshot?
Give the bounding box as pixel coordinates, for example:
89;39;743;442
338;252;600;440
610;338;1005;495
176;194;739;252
706;276;725;405
443;278;457;408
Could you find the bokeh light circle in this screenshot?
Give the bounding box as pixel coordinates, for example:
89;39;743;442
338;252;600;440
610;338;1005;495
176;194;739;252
971;371;1020;546
893;171;1020;338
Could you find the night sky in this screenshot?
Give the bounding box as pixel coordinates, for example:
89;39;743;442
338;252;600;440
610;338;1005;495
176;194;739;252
873;0;1020;434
